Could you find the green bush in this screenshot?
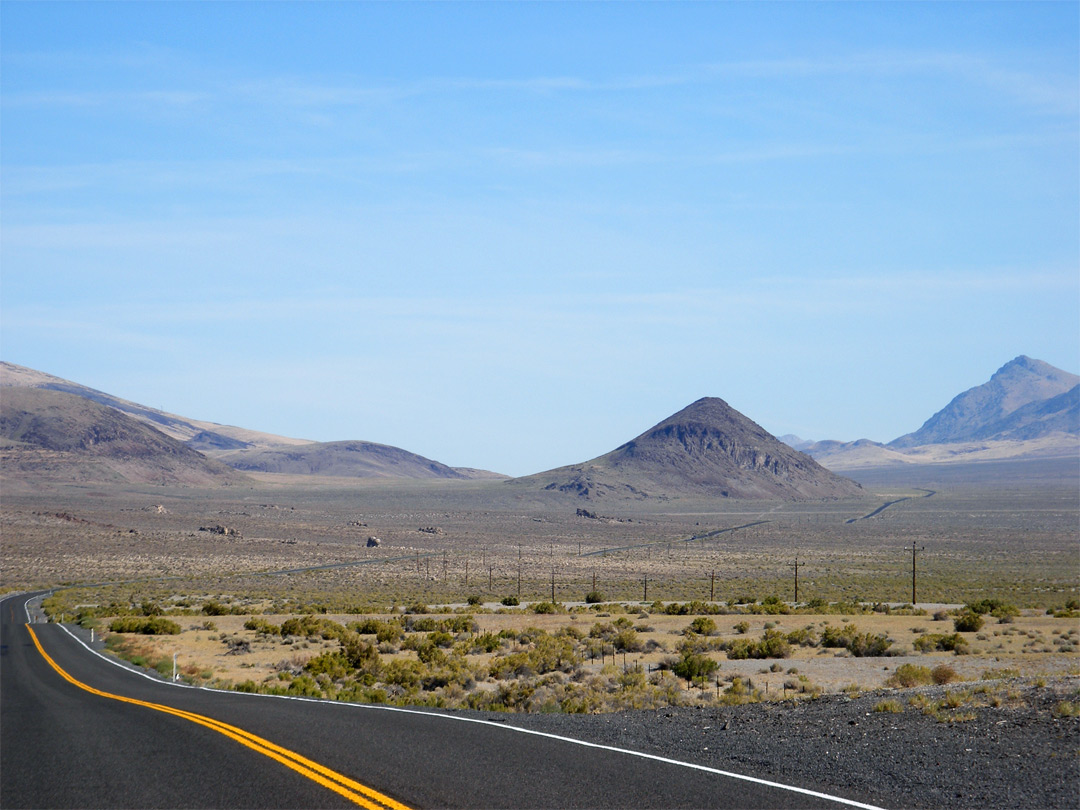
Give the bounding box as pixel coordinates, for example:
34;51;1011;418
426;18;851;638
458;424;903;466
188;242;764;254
500;595;520;606
584;591;605;604
914;633;969;654
531;601;559;614
244;617;280;635
965;599;1018;618
688;617;717;636
887;663;933;687
953;612;984;633
671;652;718;685
820;624;892;656
109;616;181;635
466;595;483;606
724;629;791;660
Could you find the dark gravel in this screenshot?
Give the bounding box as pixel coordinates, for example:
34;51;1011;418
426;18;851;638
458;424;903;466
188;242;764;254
473;679;1079;810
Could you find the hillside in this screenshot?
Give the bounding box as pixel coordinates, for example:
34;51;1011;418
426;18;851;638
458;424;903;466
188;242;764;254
890;356;1079;448
515;397;863;500
0;362;507;480
0;361;310;451
215;440;481;480
0;387;246;487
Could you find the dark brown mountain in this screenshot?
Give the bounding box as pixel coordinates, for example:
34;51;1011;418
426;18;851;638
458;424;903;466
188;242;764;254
890;356;1079;448
515;397;863;500
0;388;246;486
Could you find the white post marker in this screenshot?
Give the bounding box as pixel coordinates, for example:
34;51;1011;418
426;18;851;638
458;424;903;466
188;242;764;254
172;653;177;682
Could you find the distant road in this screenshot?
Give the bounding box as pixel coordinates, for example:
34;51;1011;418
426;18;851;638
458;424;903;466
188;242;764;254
1;592;882;809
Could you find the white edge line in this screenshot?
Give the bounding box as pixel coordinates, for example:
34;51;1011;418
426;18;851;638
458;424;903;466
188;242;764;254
29;596;886;810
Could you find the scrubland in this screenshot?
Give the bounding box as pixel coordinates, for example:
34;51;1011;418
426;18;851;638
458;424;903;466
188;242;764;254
6;460;1078;713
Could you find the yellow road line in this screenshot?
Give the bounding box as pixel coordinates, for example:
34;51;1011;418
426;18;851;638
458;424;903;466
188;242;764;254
26;625;411;810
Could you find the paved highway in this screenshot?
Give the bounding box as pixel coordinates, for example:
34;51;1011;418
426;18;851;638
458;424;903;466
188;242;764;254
1;592;883;809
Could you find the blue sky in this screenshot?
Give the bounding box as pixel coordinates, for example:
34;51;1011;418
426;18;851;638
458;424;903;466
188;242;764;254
2;2;1077;476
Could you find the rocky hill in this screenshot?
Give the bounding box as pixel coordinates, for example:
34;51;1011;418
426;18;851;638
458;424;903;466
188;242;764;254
515;397;863;500
0;361;309;451
0;388;247;487
890;356;1079;448
0;362;506;481
215;440;482;480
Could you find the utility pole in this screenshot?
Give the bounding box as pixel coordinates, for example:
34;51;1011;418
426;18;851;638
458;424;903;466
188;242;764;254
551;568;556;602
910;541;924;605
643;574;648;601
793;555;799;604
710;570;715;602
465;559;469;588
489;566;494;591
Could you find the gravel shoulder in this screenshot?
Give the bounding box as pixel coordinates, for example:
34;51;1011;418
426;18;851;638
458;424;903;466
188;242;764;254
476;678;1079;810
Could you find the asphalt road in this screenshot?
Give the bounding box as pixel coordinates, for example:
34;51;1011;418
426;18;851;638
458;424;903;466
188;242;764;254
1;592;882;809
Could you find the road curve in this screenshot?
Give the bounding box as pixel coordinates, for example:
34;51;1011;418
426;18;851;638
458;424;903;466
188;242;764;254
1;592;884;809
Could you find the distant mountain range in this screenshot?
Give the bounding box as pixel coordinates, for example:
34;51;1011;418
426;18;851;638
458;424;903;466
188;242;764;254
2;355;1074;493
0;362;503;486
514;397;862;501
784;356;1079;470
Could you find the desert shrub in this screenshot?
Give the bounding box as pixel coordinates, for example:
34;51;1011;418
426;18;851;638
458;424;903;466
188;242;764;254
613;628;643;652
931;663;960;685
965;599;1018;619
820;624;892;656
953;612;984;633
285;674;323;697
428;630;455;648
887;664;933;688
470;632;502;653
734;621;750;634
687;617;717;636
488;632;576;680
784;627;818;647
724;629;791;660
383;659;423;689
914;632;969;654
244;617;280;635
280;615;344;640
109;616;181;635
531;601;559;614
671;652;718;685
874;700;903;713
415;641;447;665
466;595;483;606
933;610;949;621
341;632;380;672
305;650;351;680
584;591;605;604
500;596;520;606
201;600;229;616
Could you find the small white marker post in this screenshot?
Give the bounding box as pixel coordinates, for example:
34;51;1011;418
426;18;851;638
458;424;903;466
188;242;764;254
90;628;95;643
172;653;178;682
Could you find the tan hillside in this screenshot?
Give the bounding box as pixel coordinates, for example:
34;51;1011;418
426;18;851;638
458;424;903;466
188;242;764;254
0;387;247;487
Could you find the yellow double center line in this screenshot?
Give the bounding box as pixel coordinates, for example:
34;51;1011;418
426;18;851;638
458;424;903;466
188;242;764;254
26;625;411;810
